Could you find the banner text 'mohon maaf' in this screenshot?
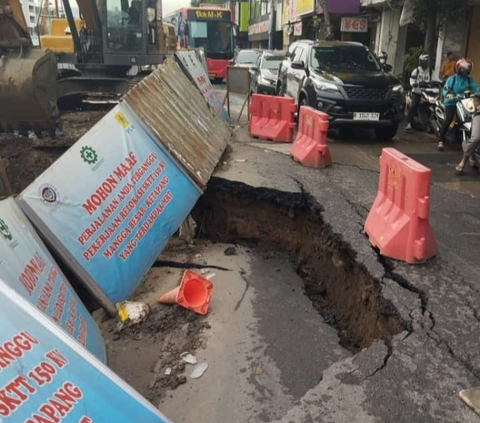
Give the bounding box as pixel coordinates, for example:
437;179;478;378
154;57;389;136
81;152;138;216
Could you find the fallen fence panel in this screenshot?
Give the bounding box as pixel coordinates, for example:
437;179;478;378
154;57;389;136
18;104;202;313
123;58;230;190
0;279;173;423
0;198;106;361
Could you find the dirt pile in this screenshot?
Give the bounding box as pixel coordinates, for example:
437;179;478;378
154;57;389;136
0;109;107;193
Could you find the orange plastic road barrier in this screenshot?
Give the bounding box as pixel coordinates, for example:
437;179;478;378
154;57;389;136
248;94;296;142
159;270;213;315
364;148;437;264
290;106;331;168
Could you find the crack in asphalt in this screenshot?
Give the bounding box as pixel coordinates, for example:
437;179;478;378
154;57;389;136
152;260;231;271
235;270;251;312
331;161;380;175
366;346;393;379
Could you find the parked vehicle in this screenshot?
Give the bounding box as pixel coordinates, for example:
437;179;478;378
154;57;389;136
251;51;285;95
277;40;406;140
407;81;441;133
233;49;262;69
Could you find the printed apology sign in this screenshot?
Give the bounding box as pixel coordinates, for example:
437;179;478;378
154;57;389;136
19;104;201;309
0;280;173;423
0;198;105;361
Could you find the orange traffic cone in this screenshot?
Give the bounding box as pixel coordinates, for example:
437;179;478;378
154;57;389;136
159;270;213;315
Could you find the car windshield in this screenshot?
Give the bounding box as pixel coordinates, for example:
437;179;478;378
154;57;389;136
236;50;260;65
311;46;381;72
262;55;283;70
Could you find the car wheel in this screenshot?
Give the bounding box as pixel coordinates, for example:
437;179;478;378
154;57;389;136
374;125;399;141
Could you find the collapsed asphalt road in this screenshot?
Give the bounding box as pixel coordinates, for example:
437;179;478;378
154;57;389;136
191;127;480;423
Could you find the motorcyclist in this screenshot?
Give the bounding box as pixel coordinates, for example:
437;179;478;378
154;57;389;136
406;54;431;131
438;58;479;151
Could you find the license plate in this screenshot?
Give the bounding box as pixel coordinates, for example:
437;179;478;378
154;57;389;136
354;112;380;121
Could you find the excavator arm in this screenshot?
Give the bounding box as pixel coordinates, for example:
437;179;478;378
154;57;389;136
0;0;59;135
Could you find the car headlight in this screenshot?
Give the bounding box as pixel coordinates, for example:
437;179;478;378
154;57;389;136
313;80;338;93
392;84;404;94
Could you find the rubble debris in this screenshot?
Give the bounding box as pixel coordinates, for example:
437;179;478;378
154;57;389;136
180;352;197;365
190;362;209;379
117;301;150;325
224;246;237;256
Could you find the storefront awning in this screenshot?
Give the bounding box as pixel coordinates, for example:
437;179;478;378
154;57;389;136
318;0;361;14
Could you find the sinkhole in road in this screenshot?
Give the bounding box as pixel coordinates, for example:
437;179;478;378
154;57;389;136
192;178;406;353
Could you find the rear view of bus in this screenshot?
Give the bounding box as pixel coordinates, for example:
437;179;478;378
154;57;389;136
166;6;235;82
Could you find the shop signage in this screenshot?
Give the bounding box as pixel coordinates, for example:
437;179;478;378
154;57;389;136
341;17;368;32
295;0;314;17
293;21;302;35
248;19;269;35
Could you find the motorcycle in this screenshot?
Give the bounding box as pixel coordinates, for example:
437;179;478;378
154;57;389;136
435;93;480;167
407;81;441;133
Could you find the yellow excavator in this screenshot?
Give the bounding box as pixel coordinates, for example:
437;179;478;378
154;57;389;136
0;0;175;135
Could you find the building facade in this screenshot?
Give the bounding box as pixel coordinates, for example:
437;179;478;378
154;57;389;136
19;0;38;45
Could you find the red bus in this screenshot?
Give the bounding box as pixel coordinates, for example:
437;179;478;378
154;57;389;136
165;6;236;81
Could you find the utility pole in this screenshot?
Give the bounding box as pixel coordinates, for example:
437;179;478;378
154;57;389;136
268;0;274;49
317;0;333;40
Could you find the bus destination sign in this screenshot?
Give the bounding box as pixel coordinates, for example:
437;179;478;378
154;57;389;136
188;9;228;20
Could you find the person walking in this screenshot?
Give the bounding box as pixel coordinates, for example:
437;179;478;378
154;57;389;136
438;58;479;151
455;92;480;174
440;52;456;81
406;54;431;131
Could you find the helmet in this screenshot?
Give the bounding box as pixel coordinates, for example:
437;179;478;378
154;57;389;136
456;58;473;76
419;54;429;68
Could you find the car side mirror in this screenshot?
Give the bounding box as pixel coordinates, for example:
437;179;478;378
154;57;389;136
291;60;305;70
383;64;393;73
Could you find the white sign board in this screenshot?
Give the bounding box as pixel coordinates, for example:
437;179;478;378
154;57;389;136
19;105;201;313
0;279;173;423
0;198;106;361
175;50;229;121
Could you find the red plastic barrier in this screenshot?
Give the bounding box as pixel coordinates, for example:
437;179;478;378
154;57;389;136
290;106;331;169
249;94;296;142
364;148;437;264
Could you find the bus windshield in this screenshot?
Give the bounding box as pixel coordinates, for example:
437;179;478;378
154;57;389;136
187;20;233;59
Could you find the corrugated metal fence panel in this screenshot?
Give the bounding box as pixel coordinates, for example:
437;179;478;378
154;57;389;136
123;59;231;190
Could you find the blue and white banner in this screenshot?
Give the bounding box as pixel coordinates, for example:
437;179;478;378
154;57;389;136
0;279;173;423
19;104;201;308
0;198;106;362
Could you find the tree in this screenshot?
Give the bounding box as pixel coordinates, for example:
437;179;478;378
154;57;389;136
314;0;333;40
